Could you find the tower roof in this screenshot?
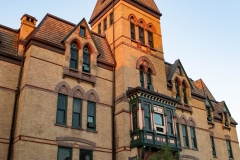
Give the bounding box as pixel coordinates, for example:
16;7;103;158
89;0;161;25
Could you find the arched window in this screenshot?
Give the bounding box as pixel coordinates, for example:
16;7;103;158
148;25;154;48
130;17;136;40
139;65;144;87
70;42;79;69
146;68;152;90
175;80;180;101
182;83;188;104
138;21;145;44
82;46;90;73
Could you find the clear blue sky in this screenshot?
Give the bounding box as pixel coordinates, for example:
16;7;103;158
1;1;240;138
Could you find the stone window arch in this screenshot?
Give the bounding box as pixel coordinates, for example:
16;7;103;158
86;89;100;103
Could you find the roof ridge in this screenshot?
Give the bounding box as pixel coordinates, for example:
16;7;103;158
46;13;76;26
0;24;19;33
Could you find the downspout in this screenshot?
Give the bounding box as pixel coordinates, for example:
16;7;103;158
7;56;25;160
111;0;116;160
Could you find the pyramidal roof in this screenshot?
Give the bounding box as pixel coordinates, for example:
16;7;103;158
89;0;160;24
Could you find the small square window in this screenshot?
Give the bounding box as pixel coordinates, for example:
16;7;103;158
80;26;86;37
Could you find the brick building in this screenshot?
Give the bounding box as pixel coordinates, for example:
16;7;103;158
0;0;239;159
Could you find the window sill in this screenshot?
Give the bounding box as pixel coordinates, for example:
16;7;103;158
86;130;98;133
191;148;199;151
55;123;69;128
131;39;157;52
182;147;191;150
223;126;231;131
71;127;84;131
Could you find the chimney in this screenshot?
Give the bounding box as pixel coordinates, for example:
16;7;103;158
18;14;37;55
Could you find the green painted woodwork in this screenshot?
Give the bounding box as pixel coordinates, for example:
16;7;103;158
56;94;68;125
87;102;96;130
72;98;82;128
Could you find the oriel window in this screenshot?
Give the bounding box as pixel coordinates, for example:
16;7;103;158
132;103;138;130
148;31;153;48
138;26;145;44
166;109;173;135
70;42;78;70
143;103;151;131
82;46;90;73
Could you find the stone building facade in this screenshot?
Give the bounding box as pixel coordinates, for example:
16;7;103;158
0;0;239;160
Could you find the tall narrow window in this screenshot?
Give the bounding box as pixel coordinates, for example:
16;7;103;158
80;150;92;160
224;112;229;127
98;23;101;34
175;81;180;101
80;26;86;37
87;102;96;130
70;42;78;69
166;109;173;135
104;18;107;31
146;68;152;90
56;94;67;125
182;124;189;148
148;31;153;48
182;84;188;104
82;46;90;73
154;112;164;133
132;103;138;130
110;12;113;26
72;98;82;128
139;26;145;44
210;136;216;157
206;107;212;122
130;22;136;40
226;140;233;158
139;66;144;87
176;123;181;145
143;103;151;131
190;126;197;149
57;147;72;160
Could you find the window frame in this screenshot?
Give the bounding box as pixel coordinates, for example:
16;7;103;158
138;26;145;44
80;26;86;37
226;140;233;158
57;146;72;160
132;103;138;130
148;31;154;48
98;23;101;34
182;84;188;104
175;81;181;101
146;68;152;90
72;98;82;128
182;124;189;148
87;101;96;131
153;105;165;134
80;149;93;160
190;126;198;149
166;109;173;135
104;18;107;31
70;42;79;70
109;12;113;26
224;112;229;127
56;94;68;125
82;46;90;73
139;66;144;87
130;22;136;40
210;136;216;157
143;102;151;131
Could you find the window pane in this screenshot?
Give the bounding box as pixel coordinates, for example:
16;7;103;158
70;60;76;69
168;123;173;134
58;95;66;110
80;150;92;160
83;52;90;65
154;113;163;126
73;99;81;113
88;103;95;116
57;110;65;124
88;116;94;123
80;27;85;37
71;49;78;60
72;113;80;127
145;118;150;130
58;147;72;160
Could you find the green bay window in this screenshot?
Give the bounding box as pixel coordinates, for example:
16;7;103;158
182;124;189;148
166;109;173;135
190;126;197;149
148;31;153;48
82;46;90;73
72;98;82;128
56;94;67;125
70;42;78;70
226;140;233;158
132;103;138;130
154;112;164;133
210;136;216;157
87;102;96;130
138;26;145;44
143;103;151;130
57;147;72;160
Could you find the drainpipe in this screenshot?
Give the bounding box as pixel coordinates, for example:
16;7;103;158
7;56;25;160
111;0;116;160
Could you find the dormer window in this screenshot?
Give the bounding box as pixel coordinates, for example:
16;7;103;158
70;42;79;70
175;80;180;101
80;26;86;37
82;46;90;73
224;112;229;127
177;66;182;75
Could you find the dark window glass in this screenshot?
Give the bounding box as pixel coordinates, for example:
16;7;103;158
80;150;92;160
87;102;96;130
56;94;67;125
104;18;107;31
146;68;152;90
57;147;72;160
143;103;151;130
224;112;229;126
182;84;188;104
175;81;180;101
82;46;90;73
190;126;197;149
206;107;212;122
226;140;233;158
139;66;144;87
110;12;113;26
154;113;163;126
70;42;78;69
130;22;135;40
72;98;82;128
80;26;86;37
98;23;101;34
132;103;137;130
139;26;145;44
177;66;182;75
176;123;181;146
166;109;173;135
210;136;216;157
182;124;189;148
148;31;153;48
